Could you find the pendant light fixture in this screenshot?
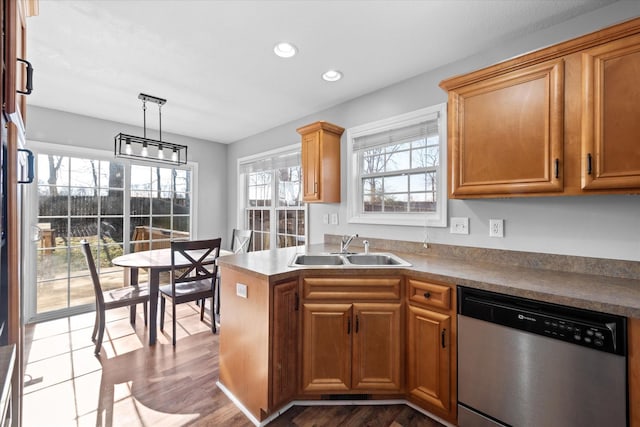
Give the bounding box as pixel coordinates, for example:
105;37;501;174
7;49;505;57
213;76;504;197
114;93;187;165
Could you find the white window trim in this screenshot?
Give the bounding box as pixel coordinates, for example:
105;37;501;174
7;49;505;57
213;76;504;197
236;143;308;248
346;103;447;227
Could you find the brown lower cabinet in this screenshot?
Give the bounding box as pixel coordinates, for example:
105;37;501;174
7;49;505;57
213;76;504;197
301;302;402;393
300;276;403;394
406;278;457;424
219;267;636;427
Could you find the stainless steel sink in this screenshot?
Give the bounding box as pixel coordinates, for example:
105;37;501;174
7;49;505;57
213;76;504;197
291;254;344;266
289;252;410;268
346;254;405;265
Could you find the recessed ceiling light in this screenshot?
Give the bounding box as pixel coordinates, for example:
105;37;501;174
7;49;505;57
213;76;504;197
322;69;343;82
274;42;297;58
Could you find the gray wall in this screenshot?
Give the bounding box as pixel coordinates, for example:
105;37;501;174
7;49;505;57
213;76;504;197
26;105;229;243
227;1;640;262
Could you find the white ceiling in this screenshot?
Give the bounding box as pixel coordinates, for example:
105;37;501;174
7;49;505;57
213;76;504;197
27;0;615;144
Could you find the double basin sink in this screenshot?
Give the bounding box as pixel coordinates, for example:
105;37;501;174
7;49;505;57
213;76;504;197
289;252;411;268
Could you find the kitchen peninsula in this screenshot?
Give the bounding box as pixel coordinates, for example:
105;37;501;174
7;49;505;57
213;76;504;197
216;238;640;426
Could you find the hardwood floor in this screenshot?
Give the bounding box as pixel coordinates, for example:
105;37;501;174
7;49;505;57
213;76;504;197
22;304;445;427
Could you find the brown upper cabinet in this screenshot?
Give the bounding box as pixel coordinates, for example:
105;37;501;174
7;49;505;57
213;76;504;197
296;121;345;203
581;33;640;190
440;17;640;199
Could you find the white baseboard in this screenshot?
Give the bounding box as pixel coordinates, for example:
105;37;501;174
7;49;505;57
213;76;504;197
216;381;456;427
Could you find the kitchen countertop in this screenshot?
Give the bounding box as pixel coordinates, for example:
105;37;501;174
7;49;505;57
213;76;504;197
218;243;640;318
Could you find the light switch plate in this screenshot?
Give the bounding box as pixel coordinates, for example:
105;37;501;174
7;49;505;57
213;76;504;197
236;283;248;298
450;217;469;234
322;214;329;224
330;213;339;225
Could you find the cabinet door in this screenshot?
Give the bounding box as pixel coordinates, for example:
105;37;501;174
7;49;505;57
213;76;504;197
271;281;298;409
302;303;351;392
352;303;402;391
407;305;451;414
302;131;320;201
448;59;564;197
581;33;640;190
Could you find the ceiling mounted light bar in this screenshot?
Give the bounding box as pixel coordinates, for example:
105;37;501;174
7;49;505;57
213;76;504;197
114;93;187;165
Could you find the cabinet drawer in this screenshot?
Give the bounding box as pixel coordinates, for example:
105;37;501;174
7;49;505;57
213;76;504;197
407;279;452;311
302;277;401;300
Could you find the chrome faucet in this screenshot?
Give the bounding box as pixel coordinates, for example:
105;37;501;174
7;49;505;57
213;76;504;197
363;240;369;254
340;233;358;254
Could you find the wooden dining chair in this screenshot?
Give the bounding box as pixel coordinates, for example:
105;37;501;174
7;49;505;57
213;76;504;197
160;237;221;345
80;240;149;355
231;228;253;254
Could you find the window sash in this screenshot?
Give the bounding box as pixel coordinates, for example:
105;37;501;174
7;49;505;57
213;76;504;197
346;104;447;227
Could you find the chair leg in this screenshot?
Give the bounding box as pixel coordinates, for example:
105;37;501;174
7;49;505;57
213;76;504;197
160;297;166;331
143;302;148;327
172;302;177;346
130;304;136;326
216;279;221;315
200;298;205;321
94;309;105;355
91;307;99;343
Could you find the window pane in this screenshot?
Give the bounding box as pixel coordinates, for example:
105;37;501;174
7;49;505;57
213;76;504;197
101;218;123;244
383;175;408;193
410;173;427;192
386;149;411;172
69;193;98;216
37;154;68;187
101;189;123;215
99;161;125;189
39;187;68;216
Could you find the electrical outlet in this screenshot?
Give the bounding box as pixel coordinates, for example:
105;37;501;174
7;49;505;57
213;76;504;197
330;213;339;225
489;219;504;237
450;217;469;235
322;214;329;224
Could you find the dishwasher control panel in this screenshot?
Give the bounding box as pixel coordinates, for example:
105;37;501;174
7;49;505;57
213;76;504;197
458;286;626;356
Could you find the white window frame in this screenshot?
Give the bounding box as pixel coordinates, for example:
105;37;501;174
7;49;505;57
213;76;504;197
346;104;447;227
237;144;308;250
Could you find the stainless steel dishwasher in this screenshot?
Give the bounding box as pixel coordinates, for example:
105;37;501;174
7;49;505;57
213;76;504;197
457;286;627;427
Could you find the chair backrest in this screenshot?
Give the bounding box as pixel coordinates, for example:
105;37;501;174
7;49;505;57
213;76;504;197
231;229;253;254
80;240;105;308
171;238;222;286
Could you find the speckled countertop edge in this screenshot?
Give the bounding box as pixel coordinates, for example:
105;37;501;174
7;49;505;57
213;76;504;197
218;244;640;318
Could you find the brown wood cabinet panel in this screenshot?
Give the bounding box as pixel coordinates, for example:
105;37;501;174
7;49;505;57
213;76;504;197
297;121;344;203
581;33;640;190
407;305;453;420
302;277;401;301
271;280;298;410
302;303;352;392
218;267;271;421
446;59;564;197
407;279;451;311
301;131;321;201
352;303;402;391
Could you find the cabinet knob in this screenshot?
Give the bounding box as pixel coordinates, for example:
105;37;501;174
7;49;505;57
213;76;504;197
424;292;431;299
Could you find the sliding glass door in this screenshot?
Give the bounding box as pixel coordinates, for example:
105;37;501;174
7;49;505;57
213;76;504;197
24;143;193;322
